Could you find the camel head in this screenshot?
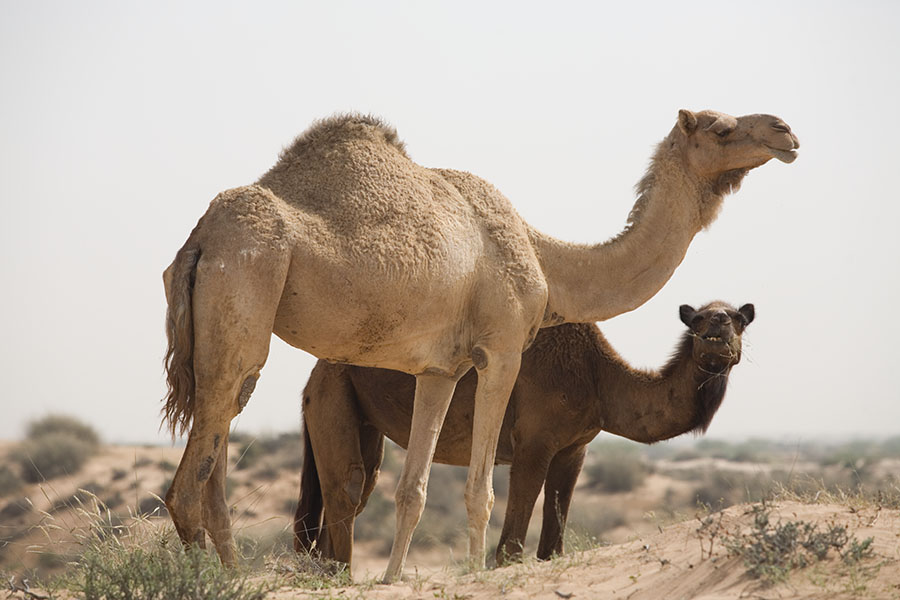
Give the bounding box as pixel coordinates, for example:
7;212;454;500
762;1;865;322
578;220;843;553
679;301;754;373
674;109;799;190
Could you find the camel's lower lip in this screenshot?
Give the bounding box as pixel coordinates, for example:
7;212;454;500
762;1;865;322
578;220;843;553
767;146;798;163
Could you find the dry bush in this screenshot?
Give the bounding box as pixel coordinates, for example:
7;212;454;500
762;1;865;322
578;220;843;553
12;433;96;483
10;415;101;483
584;442;649;493
26;414;100;447
725;503;875;585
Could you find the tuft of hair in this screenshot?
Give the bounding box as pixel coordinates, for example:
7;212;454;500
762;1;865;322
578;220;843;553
690;373;729;435
660;332;731;436
525;322;609;400
277;113;407;162
711;168;749;197
161;245;201;438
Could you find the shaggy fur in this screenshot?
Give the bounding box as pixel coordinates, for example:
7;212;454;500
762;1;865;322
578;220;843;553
162;245;200;437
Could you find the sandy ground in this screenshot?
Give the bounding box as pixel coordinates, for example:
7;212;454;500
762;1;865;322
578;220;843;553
3;443;899;599
269;501;900;600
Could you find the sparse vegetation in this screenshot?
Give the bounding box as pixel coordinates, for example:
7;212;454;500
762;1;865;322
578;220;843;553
584;441;648;493
724;503;875;585
10;415;101;483
71;541;270;600
1;435;898;598
12;433;95;483
26;414;100;447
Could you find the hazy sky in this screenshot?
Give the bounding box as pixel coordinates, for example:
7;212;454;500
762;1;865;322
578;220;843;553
1;1;898;445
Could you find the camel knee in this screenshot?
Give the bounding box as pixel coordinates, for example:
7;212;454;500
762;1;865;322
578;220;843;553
464;484;494;529
394;480;427;527
344;463;365;507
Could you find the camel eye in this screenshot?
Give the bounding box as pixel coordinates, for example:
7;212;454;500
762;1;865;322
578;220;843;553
716;129;731;138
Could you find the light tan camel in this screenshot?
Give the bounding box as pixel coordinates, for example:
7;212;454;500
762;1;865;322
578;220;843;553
162;110;797;582
294;301;754;571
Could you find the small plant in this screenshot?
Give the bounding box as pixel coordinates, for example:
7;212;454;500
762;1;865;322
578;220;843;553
725;504;875;585
270;550;351;591
73;543;269;600
841;536;875;565
46;492;271;600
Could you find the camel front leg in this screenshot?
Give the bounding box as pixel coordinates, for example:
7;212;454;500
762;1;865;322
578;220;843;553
537;445;587;560
466;350;522;570
382;374;458;583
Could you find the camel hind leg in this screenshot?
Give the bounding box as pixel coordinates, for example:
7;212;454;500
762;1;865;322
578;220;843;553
165;242;289;565
303;365;370;568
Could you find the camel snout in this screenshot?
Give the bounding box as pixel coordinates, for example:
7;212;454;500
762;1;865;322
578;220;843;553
710;312;730;326
770;119;800;150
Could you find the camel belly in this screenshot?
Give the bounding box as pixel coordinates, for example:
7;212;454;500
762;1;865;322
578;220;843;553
273;270;475;375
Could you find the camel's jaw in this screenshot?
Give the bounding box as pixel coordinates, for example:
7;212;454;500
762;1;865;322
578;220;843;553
766;145;799;164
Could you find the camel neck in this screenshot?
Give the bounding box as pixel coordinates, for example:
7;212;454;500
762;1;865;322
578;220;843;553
591;334;730;443
530;139;723;325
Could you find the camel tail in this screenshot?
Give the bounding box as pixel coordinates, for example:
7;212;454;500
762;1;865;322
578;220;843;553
294;419;324;552
161;243;202;438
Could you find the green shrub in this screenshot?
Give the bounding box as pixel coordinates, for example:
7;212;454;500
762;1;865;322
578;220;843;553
71;543;269;600
26;414;100;447
12;432;96;482
726;504;875;584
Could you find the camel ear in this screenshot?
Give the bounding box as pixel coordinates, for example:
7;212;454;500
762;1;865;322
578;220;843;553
679;304;697;327
738;303;755;326
678;109;698;135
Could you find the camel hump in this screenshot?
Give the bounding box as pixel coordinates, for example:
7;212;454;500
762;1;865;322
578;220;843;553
276;113;408;162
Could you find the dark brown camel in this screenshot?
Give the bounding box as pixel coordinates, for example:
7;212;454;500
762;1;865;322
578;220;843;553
293;300;754;571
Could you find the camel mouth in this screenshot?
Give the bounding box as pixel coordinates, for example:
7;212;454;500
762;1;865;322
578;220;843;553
700;334;730;343
766;146;798;164
699;333;736;348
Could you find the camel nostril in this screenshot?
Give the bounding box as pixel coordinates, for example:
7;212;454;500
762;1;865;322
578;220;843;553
771;122;791;134
710;313;729;325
